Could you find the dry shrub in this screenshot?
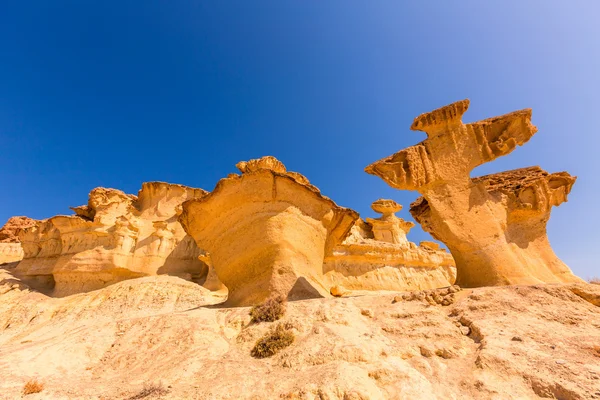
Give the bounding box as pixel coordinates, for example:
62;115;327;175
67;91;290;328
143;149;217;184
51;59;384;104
589;277;600;285
251;323;295;358
250;295;286;323
22;379;44;396
127;382;169;400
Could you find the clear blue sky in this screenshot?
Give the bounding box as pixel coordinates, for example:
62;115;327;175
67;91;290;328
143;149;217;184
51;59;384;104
1;2;598;278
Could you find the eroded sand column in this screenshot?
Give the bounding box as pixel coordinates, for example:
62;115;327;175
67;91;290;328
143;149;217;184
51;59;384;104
365;99;583;287
179;156;359;306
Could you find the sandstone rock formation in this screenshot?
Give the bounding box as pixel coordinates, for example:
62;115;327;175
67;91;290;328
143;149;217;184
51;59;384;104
179;156;359;306
323;200;456;293
14;182;213;296
0;216;37;264
366;199;414;246
365;99;583;287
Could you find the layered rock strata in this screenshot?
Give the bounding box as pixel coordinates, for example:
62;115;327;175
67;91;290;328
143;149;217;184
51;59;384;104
323;201;456;293
365;99;582;287
15;182;211;296
0;216;37;264
179;156;359;306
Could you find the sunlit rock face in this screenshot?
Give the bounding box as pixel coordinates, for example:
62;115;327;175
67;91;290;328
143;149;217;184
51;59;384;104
15;182;212;296
323;207;456;293
0;216;37;264
366;99;583;287
366;199;414;246
180;156;359;306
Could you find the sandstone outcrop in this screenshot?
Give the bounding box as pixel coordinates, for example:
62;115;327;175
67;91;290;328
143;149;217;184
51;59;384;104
14;182;213;296
0;216;37;264
323;200;456;293
366;99;583;287
179;156;359;306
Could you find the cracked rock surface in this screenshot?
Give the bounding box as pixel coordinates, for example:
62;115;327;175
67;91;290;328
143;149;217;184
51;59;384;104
1;267;599;399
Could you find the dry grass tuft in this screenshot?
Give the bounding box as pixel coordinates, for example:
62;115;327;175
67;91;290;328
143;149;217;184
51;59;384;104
22;379;44;396
250;295;286;323
127;382;169;400
589;277;600;285
251;323;295;358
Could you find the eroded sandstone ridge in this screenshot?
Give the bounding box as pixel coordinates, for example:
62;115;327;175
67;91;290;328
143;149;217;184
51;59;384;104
365;99;582;287
324;200;456;293
14;182;211;296
179;156;359;306
3;160;459;301
0;216;37;264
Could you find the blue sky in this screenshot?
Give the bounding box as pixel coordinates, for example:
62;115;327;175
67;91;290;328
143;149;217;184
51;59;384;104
1;2;598;278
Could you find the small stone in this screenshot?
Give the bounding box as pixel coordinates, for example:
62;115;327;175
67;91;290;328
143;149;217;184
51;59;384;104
331;285;349;297
511;336;523;342
419;346;434;358
449;285;461;293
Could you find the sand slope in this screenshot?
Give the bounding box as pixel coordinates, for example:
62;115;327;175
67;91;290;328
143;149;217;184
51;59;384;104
1;268;599;399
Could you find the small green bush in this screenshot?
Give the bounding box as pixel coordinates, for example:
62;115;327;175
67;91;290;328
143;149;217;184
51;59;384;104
251;323;295;358
250;295;286;323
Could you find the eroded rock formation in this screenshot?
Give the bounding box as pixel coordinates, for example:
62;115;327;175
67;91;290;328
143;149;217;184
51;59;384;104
179;156;359;306
14;182;212;295
0;216;37;264
323;200;456;293
365;99;582;287
366;199;414;246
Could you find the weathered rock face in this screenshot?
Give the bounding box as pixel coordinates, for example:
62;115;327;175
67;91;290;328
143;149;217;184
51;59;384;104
179;156;359;306
0;216;37;264
366;99;582;287
0;216;38;243
15;182;211;296
323;201;456;293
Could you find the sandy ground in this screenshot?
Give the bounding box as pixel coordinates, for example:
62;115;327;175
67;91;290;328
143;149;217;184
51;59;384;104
1;268;599;400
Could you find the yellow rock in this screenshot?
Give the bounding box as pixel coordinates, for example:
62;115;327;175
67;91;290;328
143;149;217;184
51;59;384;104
366;99;583;287
179;156;359;306
14;182;214;296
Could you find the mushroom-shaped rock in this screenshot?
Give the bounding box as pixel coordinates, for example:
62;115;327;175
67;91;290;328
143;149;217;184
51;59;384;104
179;156;359;306
370;199;402;216
366;199;414;246
366;100;583;287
